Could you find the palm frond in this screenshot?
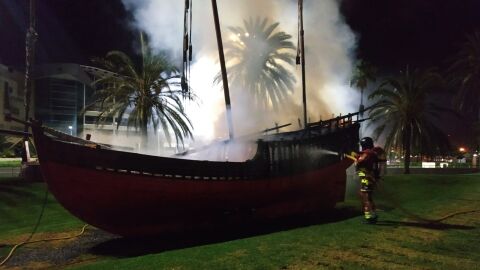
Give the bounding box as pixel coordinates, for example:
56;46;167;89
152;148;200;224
216;17;296;111
368;66;452;163
446;31;480;117
88;38;194;147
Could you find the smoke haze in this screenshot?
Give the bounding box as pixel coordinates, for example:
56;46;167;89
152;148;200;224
121;0;359;143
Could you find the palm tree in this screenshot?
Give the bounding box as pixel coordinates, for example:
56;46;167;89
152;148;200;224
215;17;296;110
447;31;480;148
350;60;377;115
0;135;9;153
0;135;18;157
368;67;450;174
89;36;193;147
447;31;480;119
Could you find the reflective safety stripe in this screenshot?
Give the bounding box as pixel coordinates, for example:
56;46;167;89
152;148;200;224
358;172;366;177
361;179;369;185
364;211;377;219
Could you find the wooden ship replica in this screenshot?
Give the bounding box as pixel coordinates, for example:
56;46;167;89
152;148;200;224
6;0;365;237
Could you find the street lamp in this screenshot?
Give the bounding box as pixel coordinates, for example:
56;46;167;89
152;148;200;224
68;125;73;135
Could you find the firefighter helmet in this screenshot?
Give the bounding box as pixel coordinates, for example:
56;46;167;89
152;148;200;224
360;137;374;150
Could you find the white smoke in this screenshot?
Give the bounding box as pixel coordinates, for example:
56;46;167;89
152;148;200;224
122;0;359;144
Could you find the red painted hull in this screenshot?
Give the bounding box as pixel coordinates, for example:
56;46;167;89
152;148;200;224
41;159;350;236
32;123;357;237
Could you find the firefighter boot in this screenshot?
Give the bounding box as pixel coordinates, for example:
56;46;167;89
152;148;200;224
364;211;378;224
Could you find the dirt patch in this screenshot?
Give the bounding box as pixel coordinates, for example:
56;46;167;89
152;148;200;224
6;261;52;270
285;212;479;270
226;249;248;258
285;242;478;270
2;230;83;247
371;242;477;267
286;248;415;270
402;227;442;242
214;248;249;265
1;228;116;269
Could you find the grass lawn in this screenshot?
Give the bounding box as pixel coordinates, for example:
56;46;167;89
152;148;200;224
1;173;479;269
0;178;83;240
0;158;21;168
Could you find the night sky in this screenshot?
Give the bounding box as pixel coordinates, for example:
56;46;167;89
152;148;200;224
0;0;134;66
1;0;479;70
1;0;479;146
341;0;480;70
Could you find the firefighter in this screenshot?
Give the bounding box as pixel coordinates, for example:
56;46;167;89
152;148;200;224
354;137;385;224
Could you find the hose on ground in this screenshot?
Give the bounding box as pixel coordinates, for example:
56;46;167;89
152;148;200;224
0;184;88;267
0;224;89;266
376;180;480;224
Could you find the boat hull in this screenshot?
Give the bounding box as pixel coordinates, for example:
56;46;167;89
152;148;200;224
41;158;350;236
30;118;359;237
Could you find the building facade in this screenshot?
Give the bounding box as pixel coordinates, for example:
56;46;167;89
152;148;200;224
33;63;94;135
0;63;160;152
33;63;141;149
0;64;26;131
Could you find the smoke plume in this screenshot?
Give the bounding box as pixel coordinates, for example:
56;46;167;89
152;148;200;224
121;0;359;143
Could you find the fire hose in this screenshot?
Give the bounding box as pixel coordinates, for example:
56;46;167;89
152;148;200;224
0;188;89;267
376;180;480;224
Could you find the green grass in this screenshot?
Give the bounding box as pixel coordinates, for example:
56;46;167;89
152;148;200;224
0;159;21;167
1;173;479;269
0;177;83;240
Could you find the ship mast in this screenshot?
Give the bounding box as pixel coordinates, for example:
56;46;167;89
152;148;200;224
211;0;234;139
23;0;38;162
181;0;193;97
298;0;308;129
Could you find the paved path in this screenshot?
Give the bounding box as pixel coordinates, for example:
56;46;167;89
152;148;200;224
0;167;21;177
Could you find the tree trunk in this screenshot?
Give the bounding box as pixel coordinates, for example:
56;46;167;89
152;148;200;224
140;123;148;150
404;124;412;174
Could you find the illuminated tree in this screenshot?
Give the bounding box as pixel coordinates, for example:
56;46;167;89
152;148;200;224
216;17;296;110
90;36;193;147
447;31;480;148
447;31;480;119
369;67;450;174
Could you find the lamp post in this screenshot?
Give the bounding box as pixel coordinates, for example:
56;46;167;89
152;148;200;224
68;125;73;135
458;147;467;168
